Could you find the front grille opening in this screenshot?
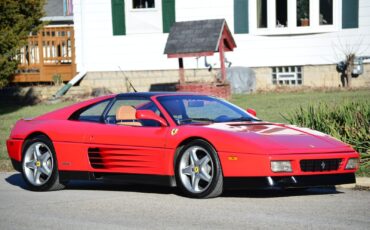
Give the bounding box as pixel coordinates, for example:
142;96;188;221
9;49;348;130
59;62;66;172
300;159;342;172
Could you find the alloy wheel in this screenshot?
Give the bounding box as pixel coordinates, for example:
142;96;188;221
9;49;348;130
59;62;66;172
178;146;214;194
23;142;54;186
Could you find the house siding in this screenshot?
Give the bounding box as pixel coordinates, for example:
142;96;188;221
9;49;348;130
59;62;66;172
73;0;370;77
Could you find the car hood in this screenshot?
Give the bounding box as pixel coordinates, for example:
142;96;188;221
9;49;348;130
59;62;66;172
203;122;351;153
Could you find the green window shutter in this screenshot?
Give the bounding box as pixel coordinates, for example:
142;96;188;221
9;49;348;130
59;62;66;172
162;0;176;33
234;0;249;34
111;0;126;35
342;0;359;29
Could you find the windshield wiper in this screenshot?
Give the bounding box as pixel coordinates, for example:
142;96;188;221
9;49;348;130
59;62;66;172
178;118;215;125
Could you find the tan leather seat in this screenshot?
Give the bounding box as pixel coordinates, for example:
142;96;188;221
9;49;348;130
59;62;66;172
116;105;142;126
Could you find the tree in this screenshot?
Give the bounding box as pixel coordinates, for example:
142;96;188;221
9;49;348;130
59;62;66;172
344;53;355;87
0;0;45;88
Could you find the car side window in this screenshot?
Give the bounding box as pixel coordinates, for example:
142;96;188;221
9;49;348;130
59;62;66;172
70;100;110;123
105;97;161;127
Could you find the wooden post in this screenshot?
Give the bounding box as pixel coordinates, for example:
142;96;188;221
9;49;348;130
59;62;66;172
71;27;76;78
219;38;226;83
38;29;44;81
179;58;185;84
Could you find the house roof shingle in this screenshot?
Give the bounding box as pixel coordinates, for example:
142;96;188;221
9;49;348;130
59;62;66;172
44;0;64;17
164;19;235;56
42;0;73;23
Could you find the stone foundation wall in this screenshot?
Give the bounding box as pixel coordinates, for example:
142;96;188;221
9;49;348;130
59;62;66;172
0;85;92;102
80;69;216;93
253;63;370;90
2;64;368;101
80;64;370;94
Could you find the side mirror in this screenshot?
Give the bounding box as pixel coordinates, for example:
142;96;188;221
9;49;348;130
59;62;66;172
136;110;167;127
246;108;257;117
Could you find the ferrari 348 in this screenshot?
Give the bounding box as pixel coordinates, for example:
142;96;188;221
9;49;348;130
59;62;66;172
7;92;359;198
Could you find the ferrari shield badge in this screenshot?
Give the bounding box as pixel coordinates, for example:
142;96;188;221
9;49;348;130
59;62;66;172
171;128;179;136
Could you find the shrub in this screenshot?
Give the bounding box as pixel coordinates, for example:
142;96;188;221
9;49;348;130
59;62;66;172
284;101;370;176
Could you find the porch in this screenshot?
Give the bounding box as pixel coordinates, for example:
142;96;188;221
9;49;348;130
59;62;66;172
11;26;76;83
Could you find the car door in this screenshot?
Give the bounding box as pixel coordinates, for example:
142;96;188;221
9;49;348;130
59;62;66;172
53;98;113;171
85;96;170;175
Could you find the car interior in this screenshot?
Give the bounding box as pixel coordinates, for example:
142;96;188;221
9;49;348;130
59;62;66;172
71;98;163;127
115;105;142;126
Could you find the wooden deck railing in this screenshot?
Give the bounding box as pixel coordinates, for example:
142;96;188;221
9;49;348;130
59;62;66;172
12;26;76;83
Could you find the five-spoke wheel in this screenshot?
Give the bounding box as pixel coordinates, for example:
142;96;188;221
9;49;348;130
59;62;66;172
23;142;53;186
21;135;65;191
176;140;223;198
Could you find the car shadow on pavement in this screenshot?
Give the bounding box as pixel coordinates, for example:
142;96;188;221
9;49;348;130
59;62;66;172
6;173;343;198
222;187;342;198
66;180;180;195
5;173;29;190
5;173;180;195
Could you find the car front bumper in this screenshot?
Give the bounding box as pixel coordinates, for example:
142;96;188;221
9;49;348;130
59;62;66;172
224;173;356;189
219;151;360;177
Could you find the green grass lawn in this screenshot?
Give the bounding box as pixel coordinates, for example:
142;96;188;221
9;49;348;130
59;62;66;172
1;88;369;171
231;89;370;123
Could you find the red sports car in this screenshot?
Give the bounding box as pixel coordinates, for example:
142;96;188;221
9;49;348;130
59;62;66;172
7;92;360;198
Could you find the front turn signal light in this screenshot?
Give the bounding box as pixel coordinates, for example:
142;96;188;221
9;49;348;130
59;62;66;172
271;161;292;172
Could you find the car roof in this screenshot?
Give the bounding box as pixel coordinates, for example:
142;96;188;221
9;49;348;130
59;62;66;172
116;92;206;98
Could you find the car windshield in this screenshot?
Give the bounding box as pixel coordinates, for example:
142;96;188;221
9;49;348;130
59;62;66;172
157;95;259;125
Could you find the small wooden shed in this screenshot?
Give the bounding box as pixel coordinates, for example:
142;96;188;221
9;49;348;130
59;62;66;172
164;19;237;84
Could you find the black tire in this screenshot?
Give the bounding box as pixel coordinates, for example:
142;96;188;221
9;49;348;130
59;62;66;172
21;135;65;191
175;139;223;198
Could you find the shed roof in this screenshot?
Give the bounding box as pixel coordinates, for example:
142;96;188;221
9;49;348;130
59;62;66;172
164;19;236;58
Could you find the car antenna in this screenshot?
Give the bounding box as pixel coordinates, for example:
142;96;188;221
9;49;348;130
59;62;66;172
118;66;137;92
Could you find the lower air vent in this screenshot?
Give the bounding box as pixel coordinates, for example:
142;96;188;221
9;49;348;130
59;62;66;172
87;147;155;170
88;148;105;169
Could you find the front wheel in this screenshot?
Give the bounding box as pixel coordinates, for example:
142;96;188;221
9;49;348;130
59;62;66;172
21;135;65;191
175;140;223;198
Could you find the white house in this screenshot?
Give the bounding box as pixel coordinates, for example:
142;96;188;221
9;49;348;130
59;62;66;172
72;0;370;91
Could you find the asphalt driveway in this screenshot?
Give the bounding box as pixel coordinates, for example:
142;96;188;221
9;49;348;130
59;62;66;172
0;172;369;230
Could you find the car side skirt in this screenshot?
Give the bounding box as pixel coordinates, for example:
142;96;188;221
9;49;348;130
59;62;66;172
59;171;177;187
224;173;356;189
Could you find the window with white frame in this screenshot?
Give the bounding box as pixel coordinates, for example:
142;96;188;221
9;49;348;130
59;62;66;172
252;0;338;35
297;0;310;27
132;0;155;9
257;0;267;28
276;0;288;27
124;0;163;35
319;0;333;25
272;66;303;85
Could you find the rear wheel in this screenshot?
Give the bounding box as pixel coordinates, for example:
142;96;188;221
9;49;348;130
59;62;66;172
175;140;223;198
22;135;65;191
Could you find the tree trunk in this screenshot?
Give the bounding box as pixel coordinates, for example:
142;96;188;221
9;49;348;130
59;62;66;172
345;54;355;88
